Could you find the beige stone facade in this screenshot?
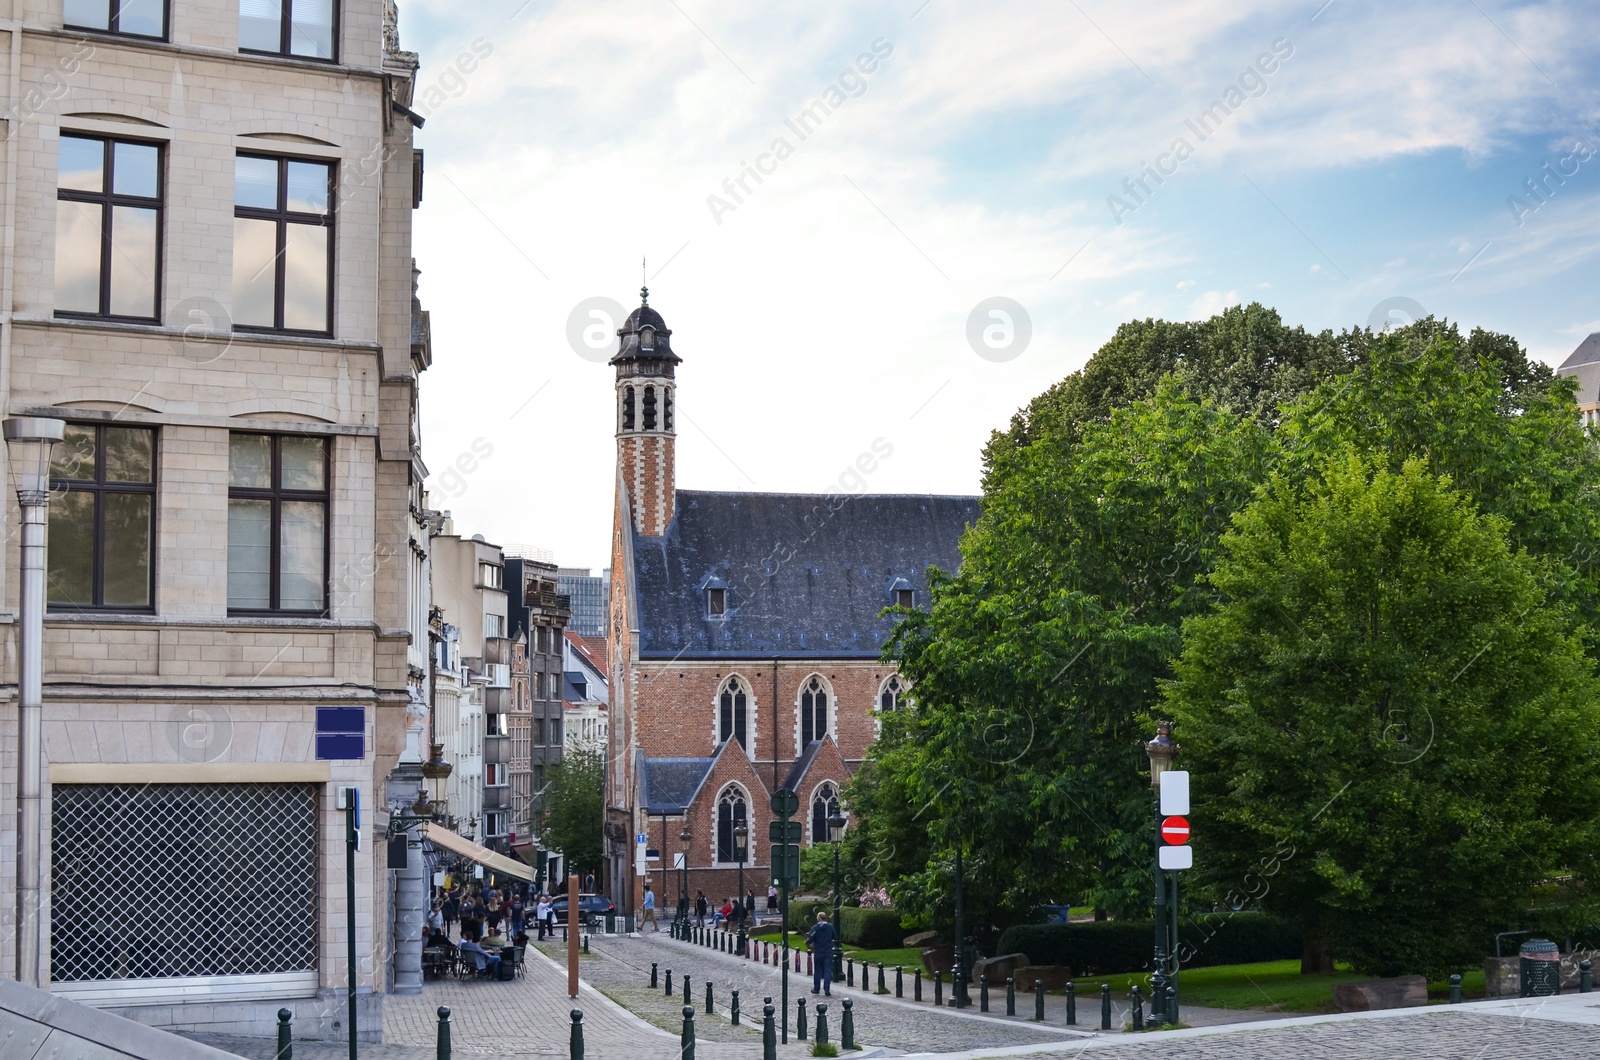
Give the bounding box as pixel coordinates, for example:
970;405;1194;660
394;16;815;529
0;0;432;1041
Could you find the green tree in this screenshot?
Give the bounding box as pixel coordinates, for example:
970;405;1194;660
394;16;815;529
537;748;604;878
1164;456;1600;978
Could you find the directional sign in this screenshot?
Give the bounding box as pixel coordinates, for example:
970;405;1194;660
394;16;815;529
1161;816;1191;845
769;820;802;844
771;788;799;818
771;843;801;889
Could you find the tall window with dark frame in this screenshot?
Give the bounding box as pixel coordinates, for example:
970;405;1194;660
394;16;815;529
879;674;904;712
239;0;336;60
55;135;161;321
64;0;166;38
233;154;333;334
717;787;747;863
227;434;328;613
800;676;829;746
47;424;156;610
718;677;747;749
811;783;839;846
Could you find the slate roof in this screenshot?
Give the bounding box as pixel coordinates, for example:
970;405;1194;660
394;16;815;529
782;741;824;792
632;491;979;659
639;753;716;814
1558;332;1600;370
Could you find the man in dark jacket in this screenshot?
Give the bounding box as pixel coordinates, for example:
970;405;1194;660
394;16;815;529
806;911;836;996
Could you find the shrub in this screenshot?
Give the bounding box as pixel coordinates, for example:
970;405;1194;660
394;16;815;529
841;907;904;949
996;913;1301;976
787;900;828;932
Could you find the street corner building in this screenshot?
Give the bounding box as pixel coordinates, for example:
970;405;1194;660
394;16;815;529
601;287;980;911
0;0;437;1043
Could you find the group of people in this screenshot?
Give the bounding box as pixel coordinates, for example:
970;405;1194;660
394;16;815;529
421;877;578;978
691;889;758;929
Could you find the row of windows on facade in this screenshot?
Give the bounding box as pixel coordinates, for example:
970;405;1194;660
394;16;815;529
709;782;841;863
47;425;331;612
57;136;337;334
705;585;913;619
714;674;906;750
67;0;340;60
483;713;565;741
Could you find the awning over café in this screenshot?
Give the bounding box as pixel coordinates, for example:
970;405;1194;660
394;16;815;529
420;823;534;882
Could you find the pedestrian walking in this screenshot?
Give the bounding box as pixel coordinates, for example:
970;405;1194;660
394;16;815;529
695;891;708;928
509;893;525;938
766;885;777;913
535;894;551;941
807;912;836;996
642;885;660;931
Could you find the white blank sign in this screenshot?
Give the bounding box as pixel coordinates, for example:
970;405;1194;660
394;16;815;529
1160;770;1190;816
1159;845;1193;870
673;853;686;869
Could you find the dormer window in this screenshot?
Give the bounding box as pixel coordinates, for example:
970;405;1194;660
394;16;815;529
640;326;655;352
706;587;726;617
895;588;914;609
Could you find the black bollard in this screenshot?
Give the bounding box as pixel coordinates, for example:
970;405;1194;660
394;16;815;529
1066;982;1077;1026
684;974;692;1005
1100;984;1111;1031
934;970;943;1006
582;934;589;955
847;958;854;987
665;969;673;996
1035;980;1045;1022
816;1002;830;1047
1583;960;1594;993
798;996;808;1041
706;980;714;1015
1165;984;1176;1026
1450;974;1462;1004
914;968;922;1002
1006;977;1015;1016
275;1008;292;1060
980;975;989;1012
569;1010;584;1060
863;960;871;992
437;1006;452;1060
896;966;903;998
732;989;741;1026
763;1002;776;1060
878;963;887;994
651;962;658;989
1131;985;1143;1030
680;1007;696;1060
842;998;855;1051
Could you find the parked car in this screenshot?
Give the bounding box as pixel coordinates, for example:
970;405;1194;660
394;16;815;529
549;893;617;926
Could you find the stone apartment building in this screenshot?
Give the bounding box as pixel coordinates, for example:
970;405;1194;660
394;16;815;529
0;0;436;1041
604;288;978;910
505;551;570;864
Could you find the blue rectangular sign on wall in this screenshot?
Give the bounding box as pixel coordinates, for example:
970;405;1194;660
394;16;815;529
315;707;366;760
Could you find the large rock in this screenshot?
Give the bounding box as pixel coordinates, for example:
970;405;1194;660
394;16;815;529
1332;975;1428;1012
903;930;940;947
972;953;1031;984
921;945;954;976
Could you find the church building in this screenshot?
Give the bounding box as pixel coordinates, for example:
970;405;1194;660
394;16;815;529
603;288;979;912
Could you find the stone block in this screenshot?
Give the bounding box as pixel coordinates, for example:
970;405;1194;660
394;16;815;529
903;930;939;947
1332;974;1428;1011
973;952;1031;984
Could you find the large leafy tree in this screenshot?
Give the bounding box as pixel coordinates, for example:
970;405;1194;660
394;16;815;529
1163;456;1600;978
537;748;605;878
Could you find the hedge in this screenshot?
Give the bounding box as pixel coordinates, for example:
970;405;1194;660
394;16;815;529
841;908;905;949
786;900;828;932
996;913;1301;977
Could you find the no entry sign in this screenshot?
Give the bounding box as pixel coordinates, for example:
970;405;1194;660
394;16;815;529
1161;816;1191;845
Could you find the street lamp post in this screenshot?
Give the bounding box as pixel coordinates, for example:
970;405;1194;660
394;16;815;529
1145;721;1179;1024
953;846;967;1007
827;813;846;980
679;827;692;929
734;821;749;955
5;417;64;988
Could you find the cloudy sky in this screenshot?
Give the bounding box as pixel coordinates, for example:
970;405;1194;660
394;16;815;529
401;0;1600;571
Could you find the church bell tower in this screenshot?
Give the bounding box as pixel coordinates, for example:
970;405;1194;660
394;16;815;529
611;285;680;536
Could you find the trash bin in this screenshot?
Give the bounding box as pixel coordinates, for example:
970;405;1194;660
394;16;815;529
1520;939;1562;997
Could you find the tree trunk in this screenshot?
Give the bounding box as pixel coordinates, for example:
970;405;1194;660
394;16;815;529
1301;926;1335;975
1093;906;1108;922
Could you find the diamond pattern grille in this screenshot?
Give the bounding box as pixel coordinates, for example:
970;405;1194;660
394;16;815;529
51;783;319;982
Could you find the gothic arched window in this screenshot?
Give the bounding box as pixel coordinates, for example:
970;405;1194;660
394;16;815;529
800;676;829;746
719;676;748;749
717;786;748;863
879;674;904;712
811;782;840;845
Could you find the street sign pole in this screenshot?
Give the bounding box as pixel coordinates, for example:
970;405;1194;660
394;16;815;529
1158;772;1191;1027
343;787;359;1060
770;788;800;1044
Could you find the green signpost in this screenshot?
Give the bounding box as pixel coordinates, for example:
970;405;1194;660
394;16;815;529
770;788;799;1044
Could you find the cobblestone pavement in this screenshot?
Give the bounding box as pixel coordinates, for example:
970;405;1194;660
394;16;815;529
613;933;1092;1052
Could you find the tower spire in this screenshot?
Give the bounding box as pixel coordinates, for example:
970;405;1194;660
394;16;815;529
641;256;648;305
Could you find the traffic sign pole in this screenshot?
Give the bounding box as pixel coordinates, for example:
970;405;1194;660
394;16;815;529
771;788;799;1045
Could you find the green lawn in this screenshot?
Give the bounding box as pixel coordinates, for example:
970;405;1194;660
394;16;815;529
747;927;920;970
1076;960;1488;1014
